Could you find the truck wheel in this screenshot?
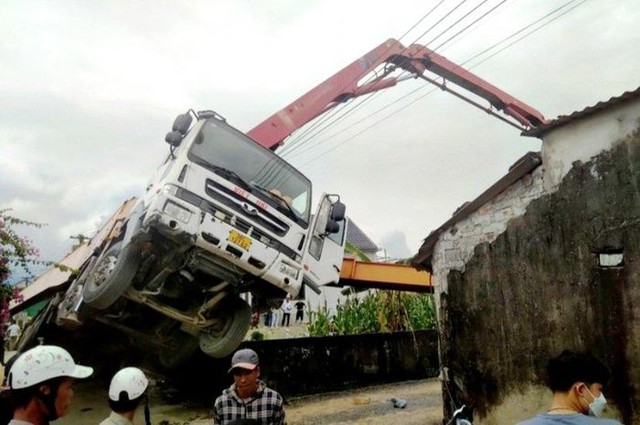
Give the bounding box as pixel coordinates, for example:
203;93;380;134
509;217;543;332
199;296;251;358
158;329;200;369
82;241;140;310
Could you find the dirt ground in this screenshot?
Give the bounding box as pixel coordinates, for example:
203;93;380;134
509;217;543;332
50;378;443;425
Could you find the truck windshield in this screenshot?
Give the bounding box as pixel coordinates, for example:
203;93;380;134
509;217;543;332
188;120;312;223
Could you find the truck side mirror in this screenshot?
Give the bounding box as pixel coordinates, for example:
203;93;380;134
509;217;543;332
330;201;346;222
165;131;183;147
172;113;193;135
325;220;340;234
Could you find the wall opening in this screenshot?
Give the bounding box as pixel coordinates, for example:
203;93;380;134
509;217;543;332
598;251;624;268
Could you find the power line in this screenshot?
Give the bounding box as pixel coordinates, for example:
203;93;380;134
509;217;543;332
409;0;471;46
432;0;509;52
466;0;587;68
295;0;587;167
284;0;511;160
277;1;451;158
283;0;495;159
284;85;427;160
424;0;491;48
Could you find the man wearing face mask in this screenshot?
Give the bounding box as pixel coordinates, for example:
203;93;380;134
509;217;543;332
519;350;622;424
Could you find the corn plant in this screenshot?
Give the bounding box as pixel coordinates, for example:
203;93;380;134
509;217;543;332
308;290;436;337
308;301;334;337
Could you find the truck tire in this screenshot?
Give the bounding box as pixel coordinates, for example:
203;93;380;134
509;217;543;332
199;296;251;358
82;241;140;310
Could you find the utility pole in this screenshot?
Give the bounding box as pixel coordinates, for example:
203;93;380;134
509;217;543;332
69;234;89;251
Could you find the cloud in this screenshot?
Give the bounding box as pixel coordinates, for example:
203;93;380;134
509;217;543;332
378;231;413;260
1;0;639;272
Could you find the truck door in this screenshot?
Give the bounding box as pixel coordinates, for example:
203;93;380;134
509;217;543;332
302;194;348;290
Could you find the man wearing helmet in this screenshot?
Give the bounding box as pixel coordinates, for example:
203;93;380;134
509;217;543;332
100;367;151;425
6;344;93;425
213;348;285;425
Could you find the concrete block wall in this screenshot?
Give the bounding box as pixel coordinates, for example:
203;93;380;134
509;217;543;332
433;120;640;423
432;165;545;306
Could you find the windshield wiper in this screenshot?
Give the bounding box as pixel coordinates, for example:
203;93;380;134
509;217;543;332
251;183;301;222
210;165;253;192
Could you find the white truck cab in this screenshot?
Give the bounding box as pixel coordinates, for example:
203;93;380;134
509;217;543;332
65;110;347;364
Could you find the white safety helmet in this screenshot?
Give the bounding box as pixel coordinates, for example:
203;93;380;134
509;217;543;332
8;345;93;389
109;367;149;402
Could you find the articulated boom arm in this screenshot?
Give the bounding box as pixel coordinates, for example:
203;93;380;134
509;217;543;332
248;38;545;150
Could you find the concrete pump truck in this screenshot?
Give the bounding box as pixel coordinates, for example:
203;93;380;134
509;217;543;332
15;38;544;368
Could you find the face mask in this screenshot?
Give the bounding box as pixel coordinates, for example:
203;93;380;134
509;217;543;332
584;388;607;417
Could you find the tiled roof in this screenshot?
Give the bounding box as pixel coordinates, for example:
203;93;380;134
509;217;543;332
412;152;542;270
524;87;640;138
346;219;379;252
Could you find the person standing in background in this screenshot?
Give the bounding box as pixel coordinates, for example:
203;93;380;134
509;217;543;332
270;304;279;329
294;299;306;324
280;294;292;327
6;321;20;351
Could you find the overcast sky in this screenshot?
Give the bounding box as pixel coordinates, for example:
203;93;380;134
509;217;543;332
2;0;639;275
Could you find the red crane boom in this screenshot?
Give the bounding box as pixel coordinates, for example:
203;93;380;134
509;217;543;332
248;38;545;150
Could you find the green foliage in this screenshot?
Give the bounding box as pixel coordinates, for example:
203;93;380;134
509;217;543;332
1;210;44;281
402;291;437;330
307;301;333;337
250;331;266;341
308;290;436;337
345;242;371;262
0;209;45;335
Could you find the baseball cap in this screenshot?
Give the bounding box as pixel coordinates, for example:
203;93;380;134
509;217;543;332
228;348;259;373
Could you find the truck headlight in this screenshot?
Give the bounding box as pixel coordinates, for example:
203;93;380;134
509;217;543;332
162;184;179;196
279;262;299;280
163;200;192;223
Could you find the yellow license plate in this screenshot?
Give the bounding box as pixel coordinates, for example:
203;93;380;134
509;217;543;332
227;230;252;251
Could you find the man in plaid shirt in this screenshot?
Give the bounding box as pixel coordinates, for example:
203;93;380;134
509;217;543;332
213;348;285;425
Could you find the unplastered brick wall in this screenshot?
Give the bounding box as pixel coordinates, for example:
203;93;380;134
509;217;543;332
431;165;545;300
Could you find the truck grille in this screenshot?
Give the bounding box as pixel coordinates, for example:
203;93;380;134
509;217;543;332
205;180;289;236
175;187;299;261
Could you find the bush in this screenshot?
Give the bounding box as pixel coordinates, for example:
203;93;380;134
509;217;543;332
250;331;266;341
0;210;43;334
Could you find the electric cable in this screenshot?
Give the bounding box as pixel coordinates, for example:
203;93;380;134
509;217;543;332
295;0;587;167
281;0;493;159
408;0;470;47
282;0;513;160
432;0;509;52
284;0;511;160
277;1;451;157
466;0;588;69
424;0;491;48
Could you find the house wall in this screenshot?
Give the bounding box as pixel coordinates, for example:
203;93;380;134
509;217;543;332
431;100;640;423
431;166;545;315
542;101;640;191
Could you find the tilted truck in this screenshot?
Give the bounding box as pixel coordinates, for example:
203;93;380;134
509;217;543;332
16;38;544;367
51;110;348;366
